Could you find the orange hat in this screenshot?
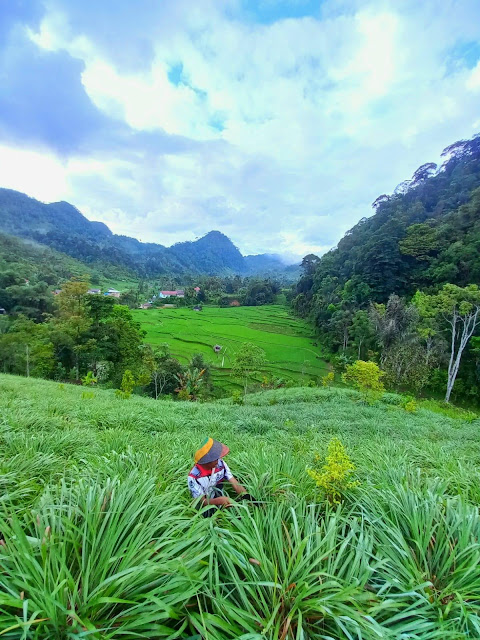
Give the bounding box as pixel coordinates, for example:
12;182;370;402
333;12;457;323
194;437;230;464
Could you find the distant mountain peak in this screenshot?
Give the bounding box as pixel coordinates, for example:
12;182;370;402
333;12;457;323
0;187;293;278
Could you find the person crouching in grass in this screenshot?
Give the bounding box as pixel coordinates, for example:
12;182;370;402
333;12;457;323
188;437;255;516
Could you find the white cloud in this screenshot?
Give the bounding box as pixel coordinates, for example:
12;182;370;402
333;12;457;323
0;145;68;202
15;0;480;258
467;60;480;90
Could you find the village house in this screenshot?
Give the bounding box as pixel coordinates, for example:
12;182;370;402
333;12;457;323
87;288;101;295
105;288;121;298
158;290;184;298
139;303;152;309
0;308;6;315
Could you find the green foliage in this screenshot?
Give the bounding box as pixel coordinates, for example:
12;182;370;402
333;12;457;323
116;369;135;399
242;279;279;306
308;438;358;503
418;399;478;422
293;134;480;405
176;388;191;401
81;370;97;386
0;276;147;388
414;284;480;401
399;222;439;260
174;367;205;401
404;399;417;412
0;375;479;637
321;371;335;387
0;189;293;280
342;360;385;404
232;342;266;396
231;390;244;405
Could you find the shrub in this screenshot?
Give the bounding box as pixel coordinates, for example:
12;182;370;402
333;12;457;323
308;438;358;504
54;363;66;381
342;360;385;404
321;372;335;387
115;369;135;399
404;400;417;412
81;371;97;386
402;395;417;412
176;389;191;401
232;390;244;405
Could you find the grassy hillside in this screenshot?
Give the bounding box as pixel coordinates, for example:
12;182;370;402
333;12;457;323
1;374;479;638
0;231;138;292
132;305;328;390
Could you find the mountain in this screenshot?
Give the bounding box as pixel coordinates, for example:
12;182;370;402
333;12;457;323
0;231;101;285
295;132;480;306
0;189;290;278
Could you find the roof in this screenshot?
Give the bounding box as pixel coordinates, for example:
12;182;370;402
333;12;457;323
161;290;178;295
107;288;120;293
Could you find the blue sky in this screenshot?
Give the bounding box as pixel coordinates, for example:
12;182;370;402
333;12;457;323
0;0;480;259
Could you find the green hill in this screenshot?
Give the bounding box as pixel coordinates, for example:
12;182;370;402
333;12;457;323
0;231;98;284
1;373;479;638
293;133;480;405
296;133;480;304
0;188;293;278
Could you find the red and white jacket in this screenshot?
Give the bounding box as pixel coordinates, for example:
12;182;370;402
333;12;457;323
188;458;233;499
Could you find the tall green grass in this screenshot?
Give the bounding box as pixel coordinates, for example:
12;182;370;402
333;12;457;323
0;374;479;638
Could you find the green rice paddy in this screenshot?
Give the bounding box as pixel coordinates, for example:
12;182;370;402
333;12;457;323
132;305;328;390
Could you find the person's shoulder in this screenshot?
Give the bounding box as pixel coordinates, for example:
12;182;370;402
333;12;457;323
188;465;201;477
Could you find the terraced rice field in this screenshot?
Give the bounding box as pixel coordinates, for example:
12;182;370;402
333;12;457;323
132;305;329;389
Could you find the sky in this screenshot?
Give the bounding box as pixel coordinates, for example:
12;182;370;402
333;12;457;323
0;0;480;260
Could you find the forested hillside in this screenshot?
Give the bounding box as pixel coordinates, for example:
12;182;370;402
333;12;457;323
293;134;480;404
0;189;290;278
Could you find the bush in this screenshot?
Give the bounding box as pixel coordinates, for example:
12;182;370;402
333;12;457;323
176;389;191;401
81;371;97;386
342;360;385;404
232;390;244;405
115;369;135;399
321;372;335;387
308;437;358;504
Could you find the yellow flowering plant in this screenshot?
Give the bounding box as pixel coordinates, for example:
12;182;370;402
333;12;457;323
308;437;359;504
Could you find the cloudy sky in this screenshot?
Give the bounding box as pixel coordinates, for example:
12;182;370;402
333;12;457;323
1;0;480;259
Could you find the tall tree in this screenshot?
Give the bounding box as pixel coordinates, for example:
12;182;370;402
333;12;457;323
232;342;266;396
414;284;480;402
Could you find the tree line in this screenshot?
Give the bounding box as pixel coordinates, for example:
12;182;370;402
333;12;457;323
0;273;275;400
120;275;282;309
291;134;480;405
